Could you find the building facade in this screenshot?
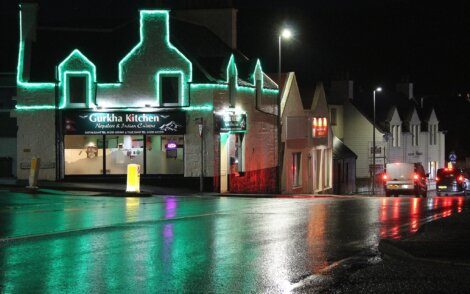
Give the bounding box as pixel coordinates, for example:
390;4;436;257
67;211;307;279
13;5;279;193
278;73;333;194
328;81;445;192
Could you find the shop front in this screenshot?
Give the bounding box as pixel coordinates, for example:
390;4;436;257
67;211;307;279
60;110;186;178
215;108;247;193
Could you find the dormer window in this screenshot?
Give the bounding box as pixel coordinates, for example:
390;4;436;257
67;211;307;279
161;76;180;105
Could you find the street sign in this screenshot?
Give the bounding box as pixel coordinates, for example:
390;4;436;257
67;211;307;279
449;152;457;163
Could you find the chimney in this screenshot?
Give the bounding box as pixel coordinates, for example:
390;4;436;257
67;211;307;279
20;2;39;42
396;82;414;99
330;80;354;104
173;8;238;49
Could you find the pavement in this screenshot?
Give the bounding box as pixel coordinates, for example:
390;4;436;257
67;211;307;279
0;177;199;196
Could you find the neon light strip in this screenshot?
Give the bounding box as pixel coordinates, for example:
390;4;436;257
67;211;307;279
61;71;93;108
15;105;56;110
16;8;55;89
57;49;96;109
118;10;192;83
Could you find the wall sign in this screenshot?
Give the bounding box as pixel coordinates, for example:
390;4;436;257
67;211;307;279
63;111;186;135
312;117;328;138
215;111;247;133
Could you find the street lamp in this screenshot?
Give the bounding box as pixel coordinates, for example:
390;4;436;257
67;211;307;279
277;28;292;193
372;87;382;195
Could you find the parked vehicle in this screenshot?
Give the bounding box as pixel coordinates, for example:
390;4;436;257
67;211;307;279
436;168;469;196
383;163;428;197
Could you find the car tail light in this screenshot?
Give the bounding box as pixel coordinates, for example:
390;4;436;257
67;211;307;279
458;175;464;183
435;176;439;182
383;174;388;181
413;173;419;181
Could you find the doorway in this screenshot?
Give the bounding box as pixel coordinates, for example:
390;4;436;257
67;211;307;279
220;133;229;193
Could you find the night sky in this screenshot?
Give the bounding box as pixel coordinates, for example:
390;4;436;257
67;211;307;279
2;0;469;158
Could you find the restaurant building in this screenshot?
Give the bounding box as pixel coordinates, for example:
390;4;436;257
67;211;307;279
12;4;279;193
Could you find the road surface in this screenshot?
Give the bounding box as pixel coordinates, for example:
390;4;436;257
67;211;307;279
0;189;466;292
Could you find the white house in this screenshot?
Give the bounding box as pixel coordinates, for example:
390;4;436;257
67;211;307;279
328;81;445;192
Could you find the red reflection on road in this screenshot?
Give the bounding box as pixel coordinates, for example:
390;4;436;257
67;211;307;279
379;196;465;239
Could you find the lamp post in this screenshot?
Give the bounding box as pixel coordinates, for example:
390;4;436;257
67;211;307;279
372;87;382;196
277;28;292;194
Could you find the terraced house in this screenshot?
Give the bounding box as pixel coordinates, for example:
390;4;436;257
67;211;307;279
12;3;280;193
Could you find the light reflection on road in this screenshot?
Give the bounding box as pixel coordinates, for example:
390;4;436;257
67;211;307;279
0;192;467;292
379;196;465;239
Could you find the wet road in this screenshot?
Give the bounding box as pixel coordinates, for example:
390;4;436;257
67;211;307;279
0;190;466;292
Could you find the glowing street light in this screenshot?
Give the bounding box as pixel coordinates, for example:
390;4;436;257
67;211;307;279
276;27;293;193
372;86;383;195
281;28;292;39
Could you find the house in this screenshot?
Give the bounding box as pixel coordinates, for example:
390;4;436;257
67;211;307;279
12;3;280;193
328;80;445;192
276;72;333;194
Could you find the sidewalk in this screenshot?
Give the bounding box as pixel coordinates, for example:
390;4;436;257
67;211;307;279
0;178;198;196
379;209;470;265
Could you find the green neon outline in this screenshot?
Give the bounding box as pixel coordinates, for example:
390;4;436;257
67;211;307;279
15;105;56;110
155;70;185;106
57;49;96;109
118;10;192;84
16;8;55;89
251;59;279;94
226;54;238;86
62;71;93;108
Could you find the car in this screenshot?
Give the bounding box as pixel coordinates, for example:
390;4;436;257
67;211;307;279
383;162;428;197
436;167;470;196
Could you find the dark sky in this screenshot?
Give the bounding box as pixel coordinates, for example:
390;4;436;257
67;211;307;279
4;0;469;96
2;0;469;157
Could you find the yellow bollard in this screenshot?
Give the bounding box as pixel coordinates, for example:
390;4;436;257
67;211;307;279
126;164;140;193
27;157;40;189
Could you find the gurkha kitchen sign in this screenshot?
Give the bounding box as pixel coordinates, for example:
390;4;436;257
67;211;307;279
63;111;186;135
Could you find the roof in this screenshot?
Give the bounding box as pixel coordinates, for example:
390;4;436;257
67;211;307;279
333;136;357;160
26;10;276;88
350;89;416;133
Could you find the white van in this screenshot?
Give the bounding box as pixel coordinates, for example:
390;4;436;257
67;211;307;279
383;163;428;197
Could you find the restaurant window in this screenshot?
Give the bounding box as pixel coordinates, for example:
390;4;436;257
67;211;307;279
146;135;184;174
330;108;337;126
161;76;180;105
292;152;301;186
64;135;103;175
105;135;144;174
69;76;87;104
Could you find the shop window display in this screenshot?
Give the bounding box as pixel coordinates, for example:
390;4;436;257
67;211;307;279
64;135;103;175
146;135;184;174
106;135;144;174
